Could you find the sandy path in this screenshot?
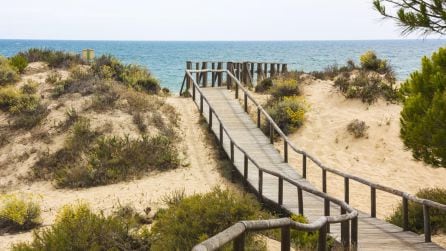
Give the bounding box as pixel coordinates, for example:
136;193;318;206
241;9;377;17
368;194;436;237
0;97;229;250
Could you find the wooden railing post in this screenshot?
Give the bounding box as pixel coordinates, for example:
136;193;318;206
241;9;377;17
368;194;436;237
281;226;291;251
269;122;274;144
297;187;304;215
403;197;409;231
322;169;327;193
257;63;264;82
230;141;235;182
317;224;327;251
264;63;268;78
244;93;248;112
211;62;216;87
341;207;350;247
235;83;239;99
371;187;376;218
258;170;263;201
202;62;208;87
192;82;196;101
219;123;223;147
344;178;349;204
217;62;223;86
324;199;330;233
227;62;233;88
423;204;431;242
199;95;203;114
233;232;245;251
244;154;248;187
284;141;288;163
278;177;283;206
208;106;213;129
351;216;358;247
257;108;261;128
195;62;200;85
186;61;192;90
302;154;307;179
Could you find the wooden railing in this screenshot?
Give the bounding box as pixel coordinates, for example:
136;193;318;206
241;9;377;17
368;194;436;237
184;69;358;251
181;66;446;246
181;66;446;248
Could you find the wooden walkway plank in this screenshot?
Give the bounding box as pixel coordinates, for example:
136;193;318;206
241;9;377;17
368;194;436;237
192;86;445;251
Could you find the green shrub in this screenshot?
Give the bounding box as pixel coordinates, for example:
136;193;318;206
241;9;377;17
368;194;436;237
269;79;300;100
359;50;391;74
19;48;82;68
347;119;368;138
266;97;306;135
20;81;38;94
12;203;151;251
388;188;446;234
0;56;19;85
91;55;125;80
9;55;28;73
400;47;446;167
45;70;62;85
0;194;41;233
255;78;273;93
150;188;270;250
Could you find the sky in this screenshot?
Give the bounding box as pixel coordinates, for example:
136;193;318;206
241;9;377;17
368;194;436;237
0;0;440;41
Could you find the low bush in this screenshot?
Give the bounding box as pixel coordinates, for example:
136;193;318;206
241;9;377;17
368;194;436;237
269;79;300;100
18;48;83;68
388;188;446;234
0;56;19;85
255;78;273;93
150;188;270;250
0;194;41;233
9;55;28;73
45;70;62;85
12;203;151;251
347;119;368;138
266;97;306;135
20;81;38;94
360;50;391;74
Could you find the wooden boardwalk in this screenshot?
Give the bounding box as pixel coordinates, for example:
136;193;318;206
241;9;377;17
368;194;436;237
193;86;445;251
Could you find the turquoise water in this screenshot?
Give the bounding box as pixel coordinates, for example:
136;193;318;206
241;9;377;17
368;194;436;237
1;39;445;92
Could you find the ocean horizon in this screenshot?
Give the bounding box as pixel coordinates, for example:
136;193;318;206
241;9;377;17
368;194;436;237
1;39;445;92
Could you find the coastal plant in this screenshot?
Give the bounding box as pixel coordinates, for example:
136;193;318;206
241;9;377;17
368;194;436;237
18;48;83;68
347;119;368;138
9;55;28;73
20;80;38;94
255;78;273;93
150;188;270;250
45;70;62;85
0;56;19;85
0;193;41;233
12;203;151;251
269;78;300;100
400;47;446;167
266;96;306;135
388;188;446;234
360;51;391;74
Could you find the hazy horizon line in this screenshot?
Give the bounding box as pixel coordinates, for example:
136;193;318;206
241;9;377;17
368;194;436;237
1;38;445;42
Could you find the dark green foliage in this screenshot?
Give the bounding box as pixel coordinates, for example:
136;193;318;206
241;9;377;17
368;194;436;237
0;56;19;85
12;203;151;251
334;72;398;104
0;194;41;234
20;81;38;94
374;0;446;35
266;97;306;135
255;78;273;93
150;188;269;250
400;47;446;166
360;51;392;74
388;188;446;234
9;55;28;73
18;48;83;68
269;79;300;100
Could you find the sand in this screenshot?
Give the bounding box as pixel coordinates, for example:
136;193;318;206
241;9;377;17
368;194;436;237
0;66;231;249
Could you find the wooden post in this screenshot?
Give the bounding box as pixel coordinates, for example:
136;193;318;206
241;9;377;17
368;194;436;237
244;155;248;187
233;233;245;251
242;62;249;86
186;61;192;90
302;154;307;179
217;62;223;86
227;62;233;88
257;108;261;128
341;209;350;247
237;63;242;80
230;141;234;182
258;170;263;201
351;216;358;247
284;141;288;163
202;62;208;87
192;82;196;101
297;187;304;215
324;199;330;233
271;63;276;78
277;63;281;75
423;204;431;242
282;64;288;74
211;62;216;87
281;226;291;251
200;96;203;114
264;63;268;78
403;197;409;231
344;178;349;204
322;170;327;193
278;177;283;206
317;224;327;251
244;93;248;112
235;82;239;99
257;63;264;82
208;106;213;129
219;123;223;147
250;63;255;84
269;123;274;144
195;62;200;85
371;187;376;218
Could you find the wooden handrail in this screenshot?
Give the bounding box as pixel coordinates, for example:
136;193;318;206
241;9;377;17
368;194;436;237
185;70;358;251
185;67;446;245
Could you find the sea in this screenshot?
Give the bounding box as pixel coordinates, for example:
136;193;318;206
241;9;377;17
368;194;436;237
1;39;445;92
